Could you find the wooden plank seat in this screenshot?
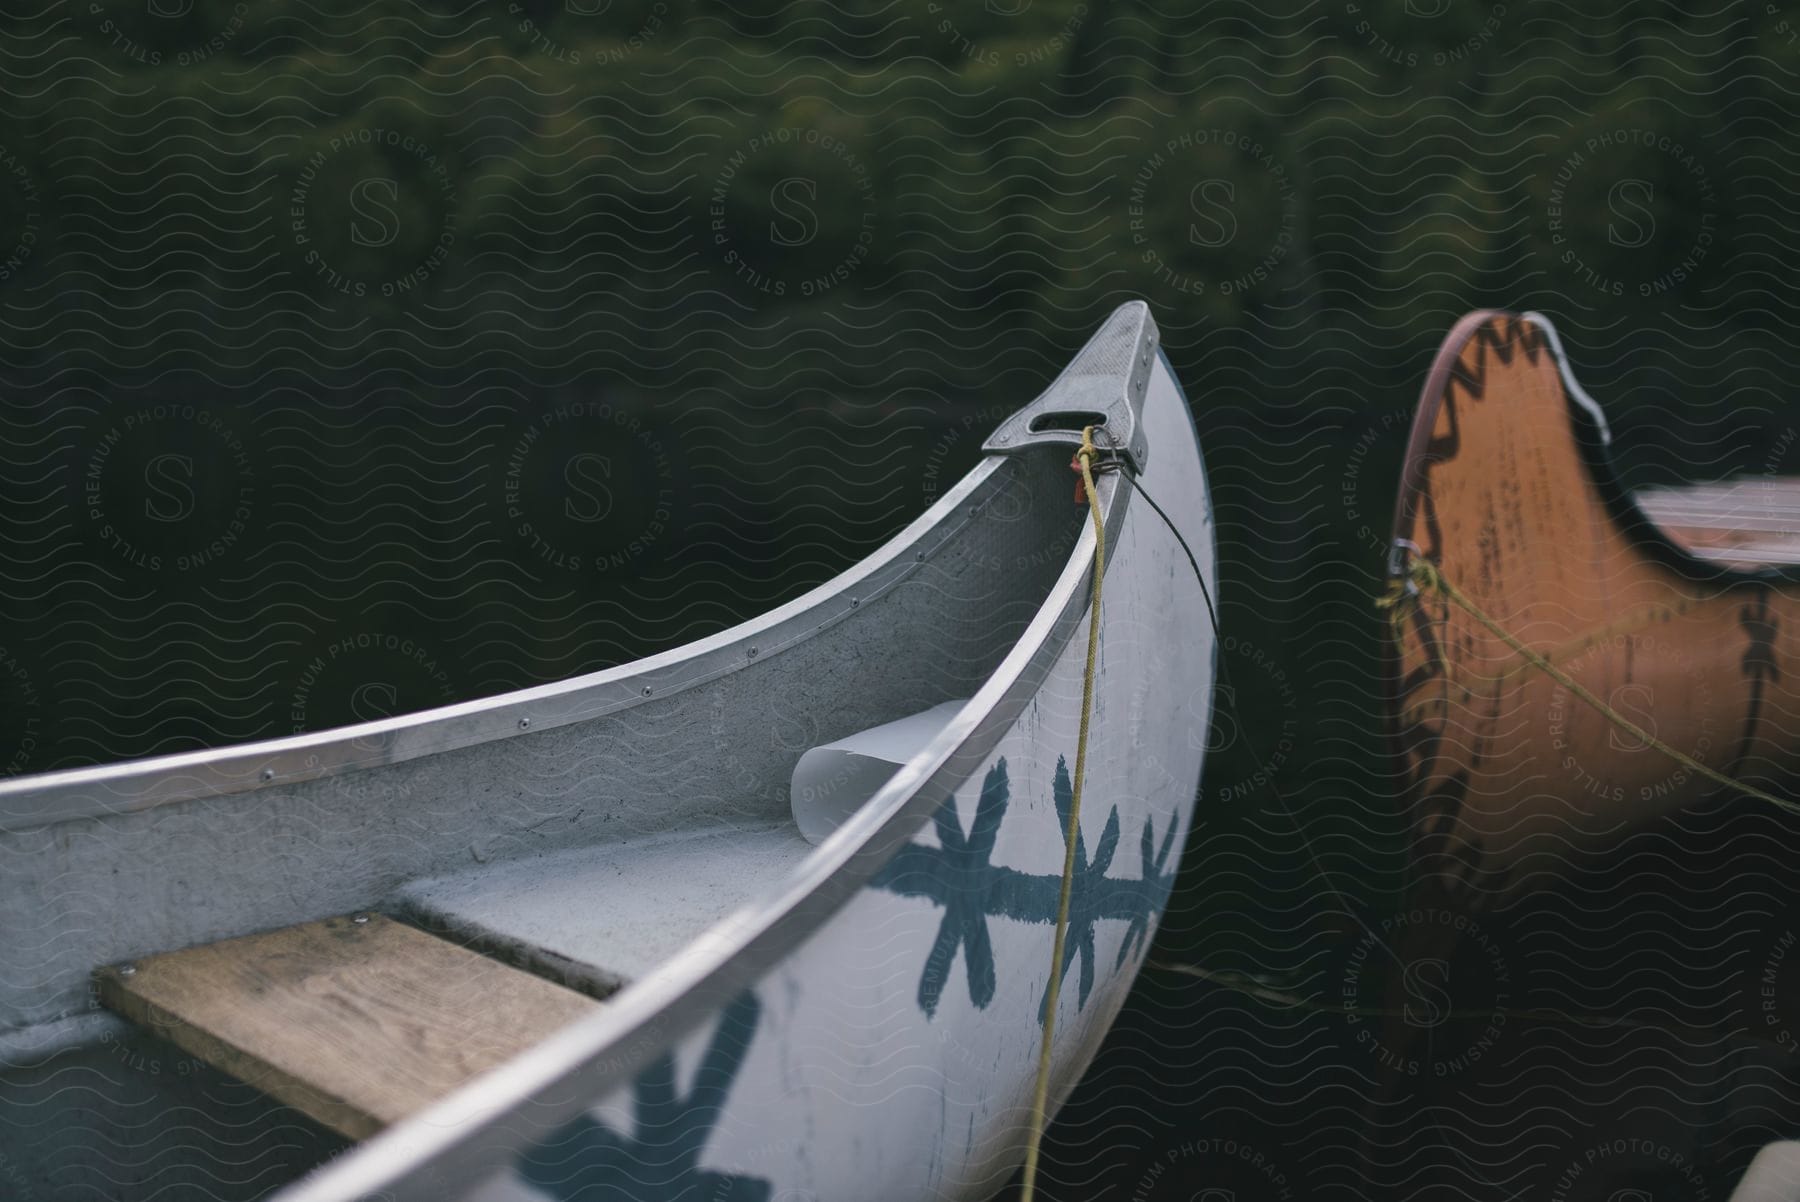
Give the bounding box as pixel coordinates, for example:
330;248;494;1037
93;913;599;1140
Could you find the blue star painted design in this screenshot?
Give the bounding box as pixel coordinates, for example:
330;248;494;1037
516;991;770;1201
868;755;1180;1023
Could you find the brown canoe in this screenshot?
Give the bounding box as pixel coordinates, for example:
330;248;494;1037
1386;310;1800;902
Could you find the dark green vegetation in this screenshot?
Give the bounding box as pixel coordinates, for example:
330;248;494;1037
5;0;1794;768
5;1;1796;391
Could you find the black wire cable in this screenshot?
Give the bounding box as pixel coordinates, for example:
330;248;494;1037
1093;460;1222;648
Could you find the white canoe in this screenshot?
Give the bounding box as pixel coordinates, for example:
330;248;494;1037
0;301;1216;1202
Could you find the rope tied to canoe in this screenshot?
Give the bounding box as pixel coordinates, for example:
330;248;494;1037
1018;426;1106;1201
1379;553;1800;816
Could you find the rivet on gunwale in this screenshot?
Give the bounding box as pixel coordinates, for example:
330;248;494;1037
260;768;274;782
518;717;531;730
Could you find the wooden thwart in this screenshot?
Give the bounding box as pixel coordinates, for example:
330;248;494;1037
95;913;600;1141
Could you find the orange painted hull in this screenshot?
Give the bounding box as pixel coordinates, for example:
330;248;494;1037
1387;311;1800;900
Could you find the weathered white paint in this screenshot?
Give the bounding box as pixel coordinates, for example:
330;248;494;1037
417;354;1217;1202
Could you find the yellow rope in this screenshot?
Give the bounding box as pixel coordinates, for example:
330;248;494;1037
1381;556;1800;816
1019;427;1106;1200
1405;597;1697;698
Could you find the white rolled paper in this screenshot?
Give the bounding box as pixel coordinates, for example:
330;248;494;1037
789;700;967;845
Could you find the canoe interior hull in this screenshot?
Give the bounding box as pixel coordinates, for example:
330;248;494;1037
0;450;1084;1200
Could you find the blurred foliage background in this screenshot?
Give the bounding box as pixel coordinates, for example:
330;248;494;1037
5;1;1800;1196
5;0;1795;754
5;0;1796;392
